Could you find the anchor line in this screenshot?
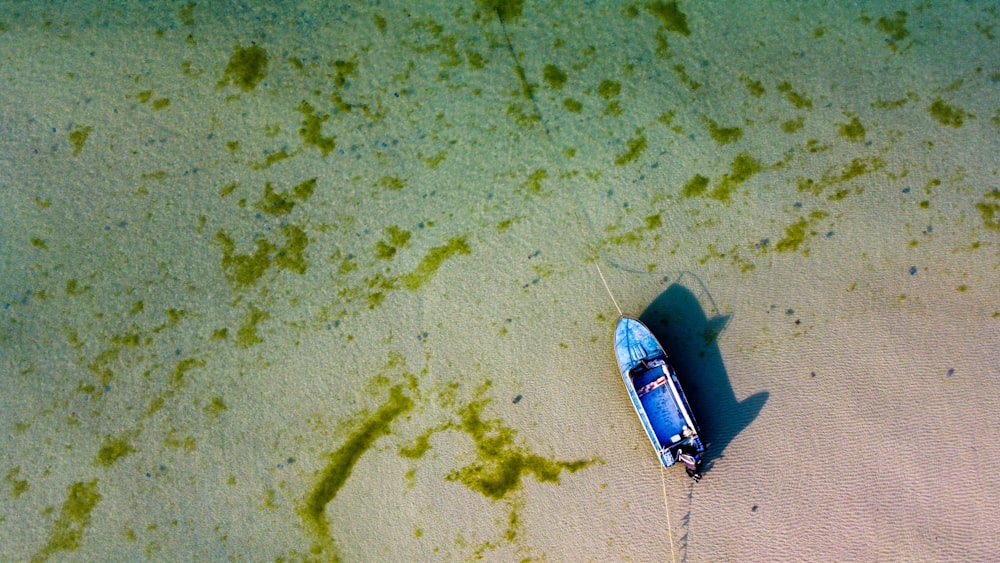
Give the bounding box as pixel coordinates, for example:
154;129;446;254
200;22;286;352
661;463;678;563
596;262;623;318
494;8;626;318
496;10;685;555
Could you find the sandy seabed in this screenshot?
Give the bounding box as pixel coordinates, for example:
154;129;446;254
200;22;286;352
1;1;998;561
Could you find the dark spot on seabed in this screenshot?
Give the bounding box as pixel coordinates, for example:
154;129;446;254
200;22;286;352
512;394;522;404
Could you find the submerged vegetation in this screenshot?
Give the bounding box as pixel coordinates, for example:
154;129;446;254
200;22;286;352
302;383;415;559
397;381;596;553
34;481;102;559
300;367;594;559
444;392;594;501
218;44;268;91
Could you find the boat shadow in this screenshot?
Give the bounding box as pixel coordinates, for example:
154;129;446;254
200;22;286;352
639;280;767;474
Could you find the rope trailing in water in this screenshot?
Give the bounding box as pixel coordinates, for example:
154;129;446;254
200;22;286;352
495;6;628;321
495;18;679;561
660;463;678;563
596;263;623;318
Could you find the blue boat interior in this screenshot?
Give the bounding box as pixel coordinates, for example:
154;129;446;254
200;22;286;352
632;364;687;447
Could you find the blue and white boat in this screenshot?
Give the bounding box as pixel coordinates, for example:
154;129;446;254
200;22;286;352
614;317;705;473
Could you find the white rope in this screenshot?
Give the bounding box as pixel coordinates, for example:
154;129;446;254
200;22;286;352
595;263;623;318
660;463;677;563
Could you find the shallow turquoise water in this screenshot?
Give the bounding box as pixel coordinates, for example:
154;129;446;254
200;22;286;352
2;2;999;560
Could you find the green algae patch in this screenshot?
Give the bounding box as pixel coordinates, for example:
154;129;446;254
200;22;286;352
703;118;743;145
666;154;764;203
375;226;412;260
778;81;812;110
477;0;525;22
711;152;762;202
331;59;357;88
543;64;567;89
928;98;969;127
301;384;414;559
379;175;406;191
876;11;909;51
838;157;882;182
646;1;690;35
672;63;701;90
603;213;663;247
518;168;549;197
172;357;204;385
297;100;336;156
204;396;228;418
976;189;1000;232
385;226;412;249
741;75;765;97
797;156;884;198
400;236;471;290
775;210;829;256
775;218;809;253
782;116;805;133
218;44;268;92
68;125;93;155
873;95;913;109
273;224;310;274
447;393;593;502
563;97;583;112
255;182;295;215
35;480;101;560
682;174;709;198
838;116;866;141
4;467;29;498
362;273;396;309
178;2;196;26
95;434;137;467
216;223;310;289
399;424;444;460
397;383;595;553
597;79;621;100
249;149;293;170
254;178;316;215
216;231;275;289
496;217;517;232
65;279;88;295
422;150;447;168
236;305;270;348
614;131;647;166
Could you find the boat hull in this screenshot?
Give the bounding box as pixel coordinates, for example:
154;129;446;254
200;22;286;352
614;317;704;469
